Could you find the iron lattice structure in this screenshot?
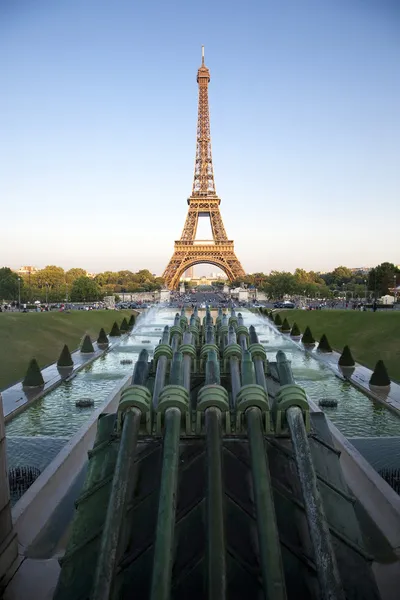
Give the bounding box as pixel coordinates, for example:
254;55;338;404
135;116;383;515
163;48;245;289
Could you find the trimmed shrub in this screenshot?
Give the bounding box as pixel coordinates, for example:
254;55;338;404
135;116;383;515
57;344;73;367
269;311;275;320
338;345;355;367
120;317;129;333
97;328;109;345
109;321;121;337
274;314;282;327
281;318;291;333
302;326;315;345
128;314;136;329
290;322;301;337
370;360;391;387
318;333;332;353
23;358;44;387
81;334;94;353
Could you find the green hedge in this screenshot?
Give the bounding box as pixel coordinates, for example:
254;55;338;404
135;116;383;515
281;317;291;332
318;333;332;353
338;345;355;367
302;326;315;345
97;328;109;345
81;334;94;353
370;360;391;386
109;321;121;337
120;317;129;333
57;344;73;367
274;314;282;327
290;322;301;337
23;358;44;387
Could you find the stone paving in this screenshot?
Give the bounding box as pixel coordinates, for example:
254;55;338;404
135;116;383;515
1;344;106;422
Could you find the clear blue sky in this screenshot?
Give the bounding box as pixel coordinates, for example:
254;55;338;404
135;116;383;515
1;0;399;275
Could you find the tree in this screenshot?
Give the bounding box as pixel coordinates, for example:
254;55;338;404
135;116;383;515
66;268;87;284
268;271;297;298
70;277;102;302
368;262;400;297
0;267;21;301
33;265;65;289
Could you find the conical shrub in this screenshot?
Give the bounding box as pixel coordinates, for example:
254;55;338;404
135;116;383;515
120;317;129;333
269;311;275;321
302;326;315;345
128;314;136;329
338;345;355;367
109;321;121;337
57;344;73;367
290;322;301;337
274;314;282;327
97;328;109;345
23;358;44;387
318;333;332;353
281;317;291;333
81;334;94;353
370;360;391;387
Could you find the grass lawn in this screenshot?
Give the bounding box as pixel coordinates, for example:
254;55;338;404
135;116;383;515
275;309;400;382
0;310;134;390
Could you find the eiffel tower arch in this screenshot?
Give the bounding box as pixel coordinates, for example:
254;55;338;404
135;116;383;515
163;47;245;290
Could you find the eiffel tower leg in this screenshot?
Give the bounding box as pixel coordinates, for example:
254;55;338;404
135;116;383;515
162;244;245;290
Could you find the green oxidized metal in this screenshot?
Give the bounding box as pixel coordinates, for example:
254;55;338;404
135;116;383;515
153;344;173;368
169;325;183;341
196;385;230;434
248;342;267;361
236;325;249;340
272;383;310;435
236;384;272;433
117;385;152;434
156;384;190;433
222;343;242;372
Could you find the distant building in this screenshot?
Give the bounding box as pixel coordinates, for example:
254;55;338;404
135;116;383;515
17;266;38;275
349;267;371;274
184;267;194;278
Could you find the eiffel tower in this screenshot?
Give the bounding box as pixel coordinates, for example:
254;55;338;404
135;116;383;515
162;47;245;289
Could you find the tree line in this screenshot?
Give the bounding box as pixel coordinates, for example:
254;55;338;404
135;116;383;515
0;262;398;303
0;267;165;303
230;263;399;300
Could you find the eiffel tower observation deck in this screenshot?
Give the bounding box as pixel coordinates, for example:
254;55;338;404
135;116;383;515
163;48;245;289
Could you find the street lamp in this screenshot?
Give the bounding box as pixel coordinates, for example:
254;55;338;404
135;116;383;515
18;277;21;311
45;282;49;305
364;280;367;304
394;275;397;304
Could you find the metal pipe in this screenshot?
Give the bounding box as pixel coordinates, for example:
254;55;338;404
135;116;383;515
171;313;181;352
150;406;181;600
237;313;247;351
286;407;344;600
182;331;193;392
247;407;287;600
205;349;220;385
276;351;344;600
249;325;267;391
90;351;149;600
205;407;226;600
205;324;215;344
152;328;170;409
228;325;241;405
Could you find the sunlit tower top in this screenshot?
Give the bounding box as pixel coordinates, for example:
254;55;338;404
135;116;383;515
192;46;216;197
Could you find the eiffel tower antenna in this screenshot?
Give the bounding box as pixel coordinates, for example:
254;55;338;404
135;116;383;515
162;49;245;289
